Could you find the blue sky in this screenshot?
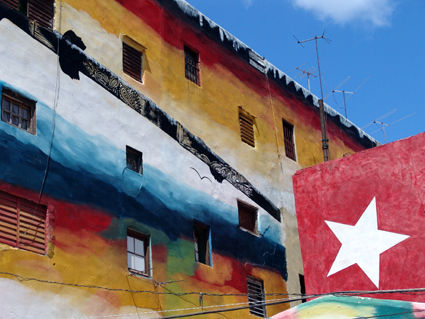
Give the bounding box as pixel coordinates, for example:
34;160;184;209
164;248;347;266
186;0;425;144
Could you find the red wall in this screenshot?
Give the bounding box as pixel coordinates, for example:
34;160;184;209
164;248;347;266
293;133;425;302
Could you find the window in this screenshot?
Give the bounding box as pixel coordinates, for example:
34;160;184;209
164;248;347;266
237;200;258;234
239;107;255;147
299;274;306;303
0;0;54;29
184;46;200;85
0;190;47;254
122;41;143;82
1;88;36;134
247;276;266;318
193;221;211;266
282;119;296;161
127;229;150;276
126;146;143;174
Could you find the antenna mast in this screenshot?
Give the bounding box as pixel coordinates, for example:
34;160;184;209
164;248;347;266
295;33;330;161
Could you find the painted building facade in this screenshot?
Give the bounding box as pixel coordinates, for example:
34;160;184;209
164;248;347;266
0;0;377;318
294;133;425;304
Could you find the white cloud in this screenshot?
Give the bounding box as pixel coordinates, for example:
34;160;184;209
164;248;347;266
291;0;395;27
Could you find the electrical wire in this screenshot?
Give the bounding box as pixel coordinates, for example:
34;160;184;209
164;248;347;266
80;297;291;319
37;0;62;205
1;270;424;299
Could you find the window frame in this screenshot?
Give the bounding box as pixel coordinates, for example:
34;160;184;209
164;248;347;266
184;45;200;86
193;221;212;266
126;145;143;175
239;107;255;148
0;190;48;255
237;200;258;235
1;88;36;134
282;119;296;161
127;229;151;277
246;275;267;318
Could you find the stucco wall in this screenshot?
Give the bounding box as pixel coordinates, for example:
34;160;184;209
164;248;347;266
53;0;375;304
294;133;425;303
0;19;288;318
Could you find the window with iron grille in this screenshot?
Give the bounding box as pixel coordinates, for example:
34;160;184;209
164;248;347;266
193;221;211;266
247;276;266;318
126;146;143;175
184;46;200;85
237;200;258;235
239;107;255;147
282;119;296;161
1;88;36;134
123;41;143;82
127;229;150;276
0;190;47;255
0;0;54;29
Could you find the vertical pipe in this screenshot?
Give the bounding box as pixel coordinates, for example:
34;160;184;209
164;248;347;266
315;38;329;162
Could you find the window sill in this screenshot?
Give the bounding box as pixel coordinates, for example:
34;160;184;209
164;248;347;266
128;268;151;279
239;226;261;237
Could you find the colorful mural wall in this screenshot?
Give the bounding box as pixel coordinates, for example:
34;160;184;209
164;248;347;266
294;133;425;303
55;0;377;300
272;296;425;319
0;0;378;317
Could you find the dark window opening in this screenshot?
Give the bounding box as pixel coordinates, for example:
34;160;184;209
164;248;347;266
126;146;143;175
184;46;200;85
239;107;255;147
1;88;36;134
283;119;296;161
237;200;258;234
247;276;266;318
123;41;143;82
0;190;47;255
0;0;54;29
299;274;306;303
193;221;211;266
127;229;150;276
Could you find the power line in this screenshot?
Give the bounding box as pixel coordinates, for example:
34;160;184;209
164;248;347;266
1;271;424;298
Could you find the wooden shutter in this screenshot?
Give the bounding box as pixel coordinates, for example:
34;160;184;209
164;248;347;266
0;191;47;254
0;0;19;10
27;0;54;29
239;107;255;147
283;119;296;161
123;42;142;82
247;276;266;317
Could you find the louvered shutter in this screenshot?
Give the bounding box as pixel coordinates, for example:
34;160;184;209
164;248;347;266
0;0;19;10
123;42;143;82
0;191;47;254
239;107;255;147
27;0;54;29
247;276;267;317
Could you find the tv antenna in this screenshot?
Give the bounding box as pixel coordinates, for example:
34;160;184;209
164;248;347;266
296;66;317;91
362;108;397;130
332;89;354;119
371;112;416;142
294;31;331;161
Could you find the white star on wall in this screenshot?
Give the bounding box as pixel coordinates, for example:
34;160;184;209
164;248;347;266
325;197;409;288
